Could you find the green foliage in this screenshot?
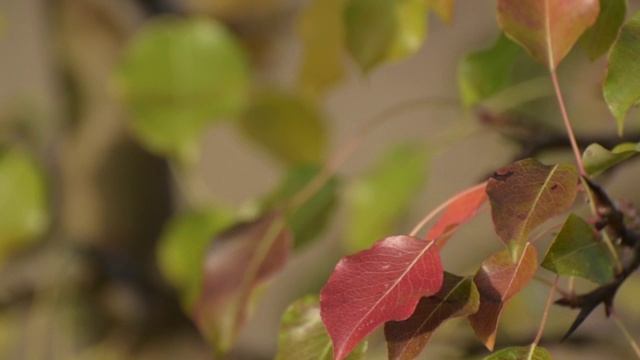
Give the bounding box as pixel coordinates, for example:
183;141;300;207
114;16;249;160
580;0;627;60
604;11;640;135
485;346;552;360
0;149;49;262
583;142;640;176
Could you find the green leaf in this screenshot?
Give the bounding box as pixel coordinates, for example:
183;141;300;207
542;213;615;284
485;346;552;360
580;0;626;60
270;165;339;248
275;295;367;360
604;12;640;135
156;207;235;309
497;0;600;70
0;149;49;261
582;142;640;176
385;273;479;360
344;144;429;252
487;159;579;251
385;0;428;61
458;34;523;107
239;89;327;166
296;0;347;100
115;17;249;160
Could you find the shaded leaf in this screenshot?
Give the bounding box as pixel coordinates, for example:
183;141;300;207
276;295;367;360
0;149;49;262
458;34;523;107
425;182;488;248
115;17;249;160
497;0;600;70
296;0;346;100
580;0;626;60
270;165;338;248
487;159;578;249
345;144;429;252
485;345;552;360
469;243;538;350
542;214;615;284
604;12;640;135
426;0;454;24
320;235;444;360
239;88;326;165
156;207;235;309
386;0;428;61
385;272;479;360
194;213;292;356
583;142;640;176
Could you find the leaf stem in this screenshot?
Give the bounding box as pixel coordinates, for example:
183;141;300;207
549;69;587;176
612;312;640;359
531;275;559;350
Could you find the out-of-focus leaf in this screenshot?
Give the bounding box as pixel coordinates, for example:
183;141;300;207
425;182;487;248
320;236;443;360
604;12;640;135
384;272;479;360
269;165;338;248
458;34;523;107
239;89;326;165
386;0;428;60
115;17;249;160
468;243;538;351
583;142;640;176
542;213;615;284
426;0;454;24
487;159;578;251
0;149;49;261
497;0;599;70
345;144;429;252
580;0;626;60
296;0;346;100
194;213;292;356
276;295;367;360
485;346;552;360
156;207;235;309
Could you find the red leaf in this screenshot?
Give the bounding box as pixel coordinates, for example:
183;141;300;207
425;182;488;248
385;272;479;360
193;213;292;355
497;0;600;70
320;236;444;360
468;243;538;350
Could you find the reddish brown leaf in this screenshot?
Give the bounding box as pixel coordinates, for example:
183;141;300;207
194;213;292;356
320;236;443;360
425;182;488;248
487;159;578;248
384;272;479;360
468;243;538;350
497;0;600;70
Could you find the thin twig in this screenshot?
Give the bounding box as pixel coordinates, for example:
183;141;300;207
612;312;640;359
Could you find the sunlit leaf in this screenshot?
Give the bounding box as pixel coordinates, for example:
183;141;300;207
320;236;443;360
425;182;487;249
276;295;367;360
115;17;249;160
426;0;454;24
604;12;640;135
296;0;346;100
469;243;538;350
458;34;523;107
0;149;49;262
580;0;626;60
385;272;479;360
194;213;292;356
239;88;327;165
582;142;640;176
156;207;235;309
386;0;428;61
497;0;600;70
542;213;615;284
485;345;552;360
345;144;429;252
269;165;338;247
487;159;578;250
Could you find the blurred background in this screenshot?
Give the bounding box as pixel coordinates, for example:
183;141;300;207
1;0;640;359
